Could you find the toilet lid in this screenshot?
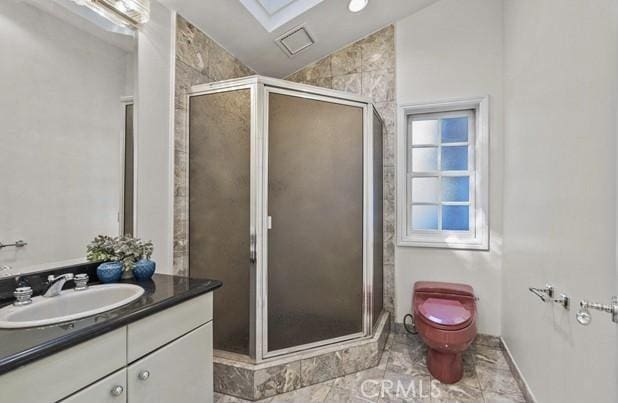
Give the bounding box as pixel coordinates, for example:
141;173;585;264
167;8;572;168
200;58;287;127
418;298;472;328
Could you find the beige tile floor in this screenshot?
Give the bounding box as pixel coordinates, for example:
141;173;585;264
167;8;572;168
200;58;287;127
214;332;527;403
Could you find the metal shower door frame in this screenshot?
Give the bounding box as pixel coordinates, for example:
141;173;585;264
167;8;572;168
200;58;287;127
186;79;261;359
258;81;376;360
188;76;378;363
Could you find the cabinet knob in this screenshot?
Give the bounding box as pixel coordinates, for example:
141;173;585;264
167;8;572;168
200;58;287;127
138;370;150;381
110;385;124;397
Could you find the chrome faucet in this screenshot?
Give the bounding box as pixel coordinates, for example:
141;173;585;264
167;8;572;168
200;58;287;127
43;273;74;297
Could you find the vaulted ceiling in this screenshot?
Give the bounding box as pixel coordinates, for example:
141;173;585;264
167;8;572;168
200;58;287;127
159;0;438;77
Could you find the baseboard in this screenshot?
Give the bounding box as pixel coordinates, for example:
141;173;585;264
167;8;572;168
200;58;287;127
500;337;537;403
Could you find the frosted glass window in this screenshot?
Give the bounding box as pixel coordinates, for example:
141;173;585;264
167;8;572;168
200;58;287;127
412;177;439;203
442;205;469;231
412;120;439;145
441;146;468;171
401;99;488;250
412;205;439;230
407;109;475;237
412;147;438;172
441;117;468;143
442;176;469;202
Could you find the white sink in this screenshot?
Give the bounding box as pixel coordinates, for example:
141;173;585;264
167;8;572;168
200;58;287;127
0;283;144;328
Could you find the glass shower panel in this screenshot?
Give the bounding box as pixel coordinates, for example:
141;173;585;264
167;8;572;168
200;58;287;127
189;89;251;355
267;92;364;352
372;110;384;327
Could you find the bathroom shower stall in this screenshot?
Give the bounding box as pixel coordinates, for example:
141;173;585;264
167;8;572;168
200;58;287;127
187;76;384;363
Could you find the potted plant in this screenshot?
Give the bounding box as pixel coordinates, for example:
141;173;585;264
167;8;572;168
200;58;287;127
113;235;144;280
132;239;156;281
87;235;124;283
87;235;156;282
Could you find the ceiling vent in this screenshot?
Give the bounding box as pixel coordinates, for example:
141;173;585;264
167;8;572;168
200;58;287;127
276;25;315;57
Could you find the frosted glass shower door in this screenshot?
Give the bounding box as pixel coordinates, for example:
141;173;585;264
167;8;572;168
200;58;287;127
265;90;365;354
189;88;252;355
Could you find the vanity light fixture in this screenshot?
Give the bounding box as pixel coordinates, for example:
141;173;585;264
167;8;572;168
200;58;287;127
71;0;150;27
348;0;368;13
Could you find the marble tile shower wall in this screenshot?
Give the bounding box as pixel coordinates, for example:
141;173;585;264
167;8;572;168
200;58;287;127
286;26;396;316
174;15;255;275
174;21;396;319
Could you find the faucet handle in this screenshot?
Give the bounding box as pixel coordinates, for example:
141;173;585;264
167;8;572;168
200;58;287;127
74;273;89;291
13;286;33;306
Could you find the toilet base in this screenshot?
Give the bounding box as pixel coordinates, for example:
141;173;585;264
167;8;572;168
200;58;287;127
426;348;463;384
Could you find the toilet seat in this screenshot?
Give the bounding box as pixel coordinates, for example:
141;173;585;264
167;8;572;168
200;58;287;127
418;298;472;330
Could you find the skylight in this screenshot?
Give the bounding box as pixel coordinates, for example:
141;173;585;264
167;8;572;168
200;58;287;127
257;0;296;15
240;0;323;32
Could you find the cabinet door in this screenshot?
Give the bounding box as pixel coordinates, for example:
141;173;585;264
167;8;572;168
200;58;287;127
128;322;213;403
61;369;127;403
0;327;126;403
127;293;212;362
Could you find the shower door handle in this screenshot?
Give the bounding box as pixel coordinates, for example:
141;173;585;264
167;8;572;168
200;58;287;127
250;233;256;264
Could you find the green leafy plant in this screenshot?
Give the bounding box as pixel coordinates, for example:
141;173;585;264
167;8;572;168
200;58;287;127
139;239;154;260
87;235;154;271
86;235;117;263
113;235;142;271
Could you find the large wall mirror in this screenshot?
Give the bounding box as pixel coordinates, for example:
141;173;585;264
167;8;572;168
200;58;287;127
1;0;137;275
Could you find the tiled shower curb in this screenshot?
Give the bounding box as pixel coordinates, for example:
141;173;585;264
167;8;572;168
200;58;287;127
214;313;390;401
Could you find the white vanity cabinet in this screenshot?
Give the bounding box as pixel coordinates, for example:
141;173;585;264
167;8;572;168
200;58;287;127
62;323;213;403
0;292;214;403
127;323;213;402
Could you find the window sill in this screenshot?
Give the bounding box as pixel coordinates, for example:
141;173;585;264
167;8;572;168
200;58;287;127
398;238;489;251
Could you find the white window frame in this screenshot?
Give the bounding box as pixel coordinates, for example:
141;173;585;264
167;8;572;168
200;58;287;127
397;97;489;250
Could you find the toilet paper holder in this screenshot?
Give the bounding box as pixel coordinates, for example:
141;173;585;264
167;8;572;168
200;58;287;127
528;284;569;309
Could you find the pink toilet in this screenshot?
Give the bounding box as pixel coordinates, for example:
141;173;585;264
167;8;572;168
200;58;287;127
413;281;477;384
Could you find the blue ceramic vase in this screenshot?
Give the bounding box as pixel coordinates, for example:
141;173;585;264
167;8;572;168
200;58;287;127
97;261;124;283
133;259;156;281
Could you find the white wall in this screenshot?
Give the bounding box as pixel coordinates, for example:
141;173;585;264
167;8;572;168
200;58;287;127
394;0;504;335
135;0;175;274
502;1;617;402
0;0;133;272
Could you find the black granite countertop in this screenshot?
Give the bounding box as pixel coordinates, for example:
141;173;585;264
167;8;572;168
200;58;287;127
0;273;221;375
